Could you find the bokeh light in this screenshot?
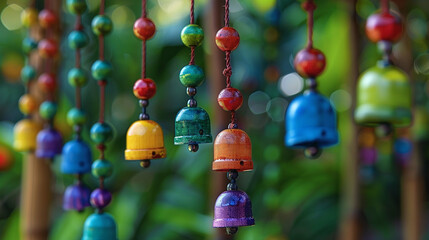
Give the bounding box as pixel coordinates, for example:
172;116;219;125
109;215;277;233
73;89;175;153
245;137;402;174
112;94;137;121
266;97;287;122
248;91;270;115
414;53;429;75
278;73;304;97
1;4;23;31
330;89;351;112
111;5;135;28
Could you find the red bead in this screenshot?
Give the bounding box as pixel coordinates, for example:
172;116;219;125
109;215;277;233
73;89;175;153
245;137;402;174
133;18;156;40
38;39;58;58
133;78;156;100
215;27;240;51
38;9;58;28
366;11;403;43
38;73;56;92
217;88;243;111
294;48;326;78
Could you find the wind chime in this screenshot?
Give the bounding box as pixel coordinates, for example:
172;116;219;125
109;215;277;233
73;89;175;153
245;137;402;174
61;0;93;212
174;0;212;152
284;0;338;159
35;0;63;159
125;0;166;168
82;1;117;238
212;0;255;235
14;4;41;151
355;0;411;132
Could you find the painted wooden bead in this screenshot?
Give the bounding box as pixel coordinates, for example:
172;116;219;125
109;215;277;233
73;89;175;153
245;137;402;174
179;65;204;87
92;159;113;178
181;24;204;47
215;27;240;51
366;11;403;43
67;108;87;126
66;0;87;15
21;8;38;27
13;119;42;151
38;73;57;92
68;30;89;49
133;17;156;40
217;88;243;111
294;48;326;78
39;101;57;120
38;39;58;58
133;78;156;100
22;37;38;54
91;60;112;80
68;68;88;86
19;94;37;115
90;188;112;209
90;122;114;144
92;15;113;36
21;65;36;83
38;9;58;28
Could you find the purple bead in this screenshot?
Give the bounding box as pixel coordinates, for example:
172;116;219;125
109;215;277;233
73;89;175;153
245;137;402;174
36;128;63;159
63;183;91;212
213;190;255;228
90;188;112;209
360;147;377;165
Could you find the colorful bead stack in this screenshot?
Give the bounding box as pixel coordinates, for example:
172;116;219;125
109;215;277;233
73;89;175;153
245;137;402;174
82;0;117;239
35;0;63;159
284;0;338;158
125;0;166;168
61;0;93;212
174;0;212;152
14;3;42;152
212;0;255;235
355;0;411;132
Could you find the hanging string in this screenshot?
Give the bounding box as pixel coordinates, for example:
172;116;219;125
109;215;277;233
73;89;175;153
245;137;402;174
381;0;389;13
302;0;316;49
142;40;146;78
142;0;147;18
224;0;229;27
189;0;195;65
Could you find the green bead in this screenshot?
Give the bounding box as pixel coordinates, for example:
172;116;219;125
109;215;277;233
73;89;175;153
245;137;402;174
68;68;88;87
181;24;204;47
66;0;87;15
91;60;112;80
39;101;57;120
179;65;204;87
21;65;36;83
22;37;38;54
92;15;113;36
68;30;88;49
91;159;113;178
67;108;86;125
90;122;114;144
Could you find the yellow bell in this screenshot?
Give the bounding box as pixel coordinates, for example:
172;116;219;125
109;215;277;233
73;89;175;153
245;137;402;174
13;119;42;151
125;120;166;166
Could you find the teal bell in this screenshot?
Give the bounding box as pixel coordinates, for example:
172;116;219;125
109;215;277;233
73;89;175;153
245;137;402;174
82;213;117;240
174;107;212;151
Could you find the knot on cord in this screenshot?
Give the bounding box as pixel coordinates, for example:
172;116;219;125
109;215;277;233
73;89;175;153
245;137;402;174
302;0;316;12
223;66;232;78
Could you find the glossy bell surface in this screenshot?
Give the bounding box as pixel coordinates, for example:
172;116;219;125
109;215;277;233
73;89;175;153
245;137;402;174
61;140;92;174
213;190;255;228
174;107;212;145
285;90;338;148
63;183;91;211
355;63;411;127
82;213;117;240
213;129;252;172
125;120;166;161
13;119;42;151
36;128;63;159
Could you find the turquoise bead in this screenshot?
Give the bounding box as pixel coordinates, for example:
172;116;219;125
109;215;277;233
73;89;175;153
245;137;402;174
181;24;204;47
179;65;204;87
39;101;57;120
66;0;87;15
22;37;38;54
90;122;114;144
67;108;86;125
91;159;113;178
21;65;36;83
68;68;88;87
68;30;88;49
91;60;112;80
92;15;113;36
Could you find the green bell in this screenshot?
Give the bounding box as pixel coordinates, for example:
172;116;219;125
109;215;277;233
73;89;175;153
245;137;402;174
174;107;212;151
355;62;412;127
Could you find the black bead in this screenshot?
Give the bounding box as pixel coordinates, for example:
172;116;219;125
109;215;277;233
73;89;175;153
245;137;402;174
228;123;238;129
139;99;149;107
227;170;238;180
188;143;199;152
307;78;318;90
139;113;150;120
226;227;238;235
378;40;392;55
187;98;197;107
227;183;238;191
140;160;151;168
304;146;322;159
187;87;197;97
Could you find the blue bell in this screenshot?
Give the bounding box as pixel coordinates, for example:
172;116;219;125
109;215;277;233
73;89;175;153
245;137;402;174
61;140;92;174
82;213;117;240
285;90;338;156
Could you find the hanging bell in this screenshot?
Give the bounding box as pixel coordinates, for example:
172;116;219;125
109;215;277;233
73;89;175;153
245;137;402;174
285;90;338;153
13;119;42;151
213;129;252;172
63;183;91;212
174;107;212;145
82;212;117;240
35;128;63;159
355;63;412;127
61;140;92;174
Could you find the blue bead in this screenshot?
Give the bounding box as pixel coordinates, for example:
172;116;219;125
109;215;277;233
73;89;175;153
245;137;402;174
68;30;89;49
21;65;36;83
179;65;204;87
82;213;117;240
61;140;92;174
22;37;38;54
91;60;113;81
90;122;114;144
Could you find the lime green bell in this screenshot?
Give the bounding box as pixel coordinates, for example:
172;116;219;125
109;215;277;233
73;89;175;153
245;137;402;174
355;62;412;127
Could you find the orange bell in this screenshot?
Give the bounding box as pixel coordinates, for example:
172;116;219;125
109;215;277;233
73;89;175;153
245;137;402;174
213;128;253;172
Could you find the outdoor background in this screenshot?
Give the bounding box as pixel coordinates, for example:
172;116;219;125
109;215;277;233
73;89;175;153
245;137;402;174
0;0;429;239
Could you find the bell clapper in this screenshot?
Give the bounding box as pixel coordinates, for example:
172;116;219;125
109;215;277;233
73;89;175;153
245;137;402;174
304;146;322;159
226;227;238;235
188;143;199;152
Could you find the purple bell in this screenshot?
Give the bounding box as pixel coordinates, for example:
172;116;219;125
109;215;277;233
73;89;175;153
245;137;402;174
36;128;63;159
63;183;91;212
213;190;255;230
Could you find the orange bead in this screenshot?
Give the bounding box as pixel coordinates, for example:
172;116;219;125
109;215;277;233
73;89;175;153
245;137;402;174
19;94;38;115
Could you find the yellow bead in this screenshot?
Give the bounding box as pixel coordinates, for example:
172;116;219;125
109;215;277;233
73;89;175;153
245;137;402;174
21;8;38;27
19;94;38;115
125;120;166;161
13;119;42;151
